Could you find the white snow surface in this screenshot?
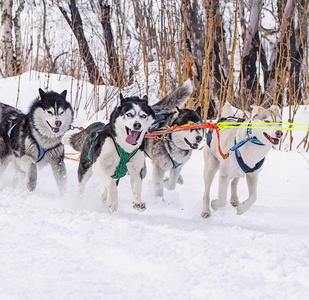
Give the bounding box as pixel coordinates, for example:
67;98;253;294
0;74;309;299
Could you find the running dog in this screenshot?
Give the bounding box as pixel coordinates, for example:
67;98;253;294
63;94;155;212
202;102;283;217
0;89;73;193
144;79;204;199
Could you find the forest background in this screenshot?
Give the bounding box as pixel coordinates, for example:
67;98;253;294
1;0;309;149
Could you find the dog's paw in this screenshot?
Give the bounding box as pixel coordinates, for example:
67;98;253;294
133;202;146;211
211;199;225;211
107;201;118;212
177;175;184;185
163;180;176;191
236;202;251;215
230;198;239;207
201;210;211;218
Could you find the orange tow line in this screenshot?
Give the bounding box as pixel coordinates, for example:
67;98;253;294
145;122;229;160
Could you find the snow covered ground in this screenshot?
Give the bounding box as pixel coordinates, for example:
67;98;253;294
0;74;309;299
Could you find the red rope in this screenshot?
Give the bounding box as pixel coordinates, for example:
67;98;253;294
146;122;229;160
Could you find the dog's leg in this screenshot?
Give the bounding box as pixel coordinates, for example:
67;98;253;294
77;167;93;196
152;164;165;199
211;168;230;211
19;155;37;191
104;180;119;212
130;175;146;210
202;154;219;218
164;167;182;191
230;177;240;207
236;173;258;214
50;160;67;194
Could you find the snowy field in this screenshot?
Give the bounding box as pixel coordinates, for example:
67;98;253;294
0;73;309;299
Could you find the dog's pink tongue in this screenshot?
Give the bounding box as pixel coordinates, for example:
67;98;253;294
126;130;139;145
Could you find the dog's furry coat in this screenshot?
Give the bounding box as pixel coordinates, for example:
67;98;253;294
64;94;155;212
144;79;204;199
0;89;73;192
202;102;283;217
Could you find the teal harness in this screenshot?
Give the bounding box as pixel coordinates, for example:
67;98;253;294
88;133;139;179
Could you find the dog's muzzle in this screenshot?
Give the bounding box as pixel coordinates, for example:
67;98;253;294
263;130;283;145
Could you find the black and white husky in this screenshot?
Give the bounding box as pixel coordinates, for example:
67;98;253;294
63;94;155;212
0;89;73;193
202;102;283;217
144;79;204;199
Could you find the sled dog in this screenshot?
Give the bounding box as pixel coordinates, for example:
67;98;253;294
144;79;204;199
0;89;73;193
63;94;155;212
202;103;283;217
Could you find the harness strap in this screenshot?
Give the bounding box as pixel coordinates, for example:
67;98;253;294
235;149;265;173
167;153;182;169
88;132;99;161
7;119;61;163
110;136;139;179
36;143;62;163
163;133;182;169
7;123;17;137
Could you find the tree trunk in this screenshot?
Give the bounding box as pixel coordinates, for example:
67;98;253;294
42;0;53;73
12;0;25;75
98;2;121;86
265;0;294;106
240;0;263;108
58;0;104;85
1;0;15;77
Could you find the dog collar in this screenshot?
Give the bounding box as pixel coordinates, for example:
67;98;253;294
230;123;264;151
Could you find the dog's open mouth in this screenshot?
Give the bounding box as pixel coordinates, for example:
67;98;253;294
263;133;279;145
125;127;141;145
184;138;198;149
46;121;60;133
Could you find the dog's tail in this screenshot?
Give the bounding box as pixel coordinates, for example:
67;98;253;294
62;122;105;152
152;79;193;112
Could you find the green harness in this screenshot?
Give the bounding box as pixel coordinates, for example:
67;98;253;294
88;133;139;179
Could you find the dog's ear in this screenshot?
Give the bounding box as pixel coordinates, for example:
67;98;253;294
120;93;125;104
176;106;181;113
39;88;45;99
60;90;67;98
142;95;148;102
196;106;202;116
269;105;281;116
251;105;264;116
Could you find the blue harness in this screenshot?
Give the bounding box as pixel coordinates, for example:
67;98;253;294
164;133;182;169
206;123;265;173
8;122;61;163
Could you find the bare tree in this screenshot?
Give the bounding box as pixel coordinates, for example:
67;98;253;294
98;2;121;86
1;0;14;77
58;0;104;85
240;0;267;108
12;0;25;75
264;0;294;106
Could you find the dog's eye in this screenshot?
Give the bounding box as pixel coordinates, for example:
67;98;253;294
140;114;147;119
59;111;64;116
47;111;53;115
126;113;133;118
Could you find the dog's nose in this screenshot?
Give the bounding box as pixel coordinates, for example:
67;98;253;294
133;122;141;130
196;135;203;143
55;120;62;128
276;130;283;138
